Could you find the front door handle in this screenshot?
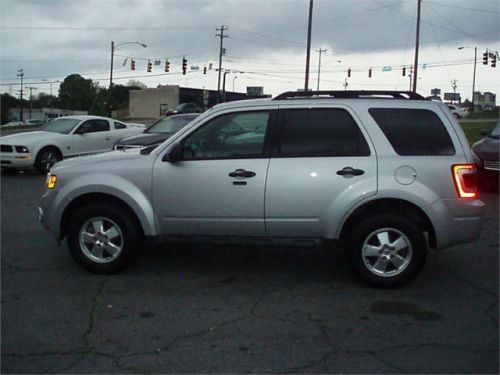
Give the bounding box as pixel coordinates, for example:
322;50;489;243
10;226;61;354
228;169;256;178
336;167;365;176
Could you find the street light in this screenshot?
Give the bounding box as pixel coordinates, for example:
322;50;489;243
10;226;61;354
110;41;147;88
109;41;146;116
42;79;60;110
458;46;477;113
17;69;24;121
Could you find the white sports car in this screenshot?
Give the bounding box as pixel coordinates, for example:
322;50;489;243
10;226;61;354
0;115;145;174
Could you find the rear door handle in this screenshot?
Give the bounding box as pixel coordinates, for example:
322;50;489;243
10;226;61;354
228;169;256;178
336;167;365;176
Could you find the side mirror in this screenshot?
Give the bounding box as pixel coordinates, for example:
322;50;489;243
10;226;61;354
163;143;183;162
480;129;489;136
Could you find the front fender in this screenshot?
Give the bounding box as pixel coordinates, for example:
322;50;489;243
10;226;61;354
53;173;157;237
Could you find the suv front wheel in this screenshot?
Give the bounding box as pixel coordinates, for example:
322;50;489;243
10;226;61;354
67;203;141;273
348;214;427;288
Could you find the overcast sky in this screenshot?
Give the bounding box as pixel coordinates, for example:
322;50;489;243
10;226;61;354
0;0;499;101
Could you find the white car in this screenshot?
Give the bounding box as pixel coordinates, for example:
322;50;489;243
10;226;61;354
447;105;467;119
0;115;145;174
2;121;26;127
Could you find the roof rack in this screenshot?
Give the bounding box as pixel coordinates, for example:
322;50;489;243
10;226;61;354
273;90;426;101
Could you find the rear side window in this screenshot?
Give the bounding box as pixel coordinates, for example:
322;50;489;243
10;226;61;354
369;108;455;155
114;121;126;129
276;108;370;157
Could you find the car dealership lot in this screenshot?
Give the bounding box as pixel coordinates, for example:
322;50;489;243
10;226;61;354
1;171;498;373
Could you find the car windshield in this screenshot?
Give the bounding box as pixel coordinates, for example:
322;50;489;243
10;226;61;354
489;121;499;139
40;118;81;134
146;116;195;134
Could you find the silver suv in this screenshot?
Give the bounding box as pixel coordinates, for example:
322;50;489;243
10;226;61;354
39;91;485;287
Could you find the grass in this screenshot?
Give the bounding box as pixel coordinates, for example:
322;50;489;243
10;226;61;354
460;121;496;144
466;109;499;120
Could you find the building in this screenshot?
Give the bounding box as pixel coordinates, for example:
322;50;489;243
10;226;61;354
128;85;264;120
8;107;88;122
473;92;496;111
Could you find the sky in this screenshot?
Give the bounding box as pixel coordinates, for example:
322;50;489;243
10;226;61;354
0;0;499;102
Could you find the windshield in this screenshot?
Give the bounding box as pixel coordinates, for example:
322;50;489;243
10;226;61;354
489;121;500;139
40;118;81;134
146;116;196;134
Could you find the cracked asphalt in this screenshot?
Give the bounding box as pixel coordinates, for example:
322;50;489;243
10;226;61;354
1;171;498;374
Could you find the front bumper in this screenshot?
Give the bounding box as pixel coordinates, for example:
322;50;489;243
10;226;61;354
39;188;60;241
0;151;34;168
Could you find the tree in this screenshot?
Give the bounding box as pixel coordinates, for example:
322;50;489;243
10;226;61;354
1;93;19;124
58;74;97;111
126;80;147;89
32;92;59;109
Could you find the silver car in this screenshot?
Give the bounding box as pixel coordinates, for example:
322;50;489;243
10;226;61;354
39;91;485;287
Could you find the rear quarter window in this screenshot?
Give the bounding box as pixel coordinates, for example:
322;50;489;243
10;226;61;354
369;108;455;155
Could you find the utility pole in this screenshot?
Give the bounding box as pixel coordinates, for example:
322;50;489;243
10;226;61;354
17;69;24;121
412;0;422;93
316;48;327;91
25;86;37;119
472;47;477;112
304;0;314;91
216;25;228;101
408;66;413;91
222;71;229;102
451;79;458;104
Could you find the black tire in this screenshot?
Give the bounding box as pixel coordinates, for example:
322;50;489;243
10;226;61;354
67;203;142;274
348;213;427;288
34;147;61;174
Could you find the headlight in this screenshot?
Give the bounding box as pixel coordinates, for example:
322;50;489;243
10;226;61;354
15;145;30;153
46;174;57;189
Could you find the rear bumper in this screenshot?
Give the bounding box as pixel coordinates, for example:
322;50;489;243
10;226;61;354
424;198;485;249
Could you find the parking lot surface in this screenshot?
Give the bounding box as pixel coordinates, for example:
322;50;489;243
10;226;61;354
1;171;498;373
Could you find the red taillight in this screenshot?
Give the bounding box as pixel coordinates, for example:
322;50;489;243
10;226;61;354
452;164;477;198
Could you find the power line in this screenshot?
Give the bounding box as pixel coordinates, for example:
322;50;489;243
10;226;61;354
425;1;500;14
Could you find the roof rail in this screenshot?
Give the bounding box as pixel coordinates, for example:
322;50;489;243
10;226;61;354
273;90;426;101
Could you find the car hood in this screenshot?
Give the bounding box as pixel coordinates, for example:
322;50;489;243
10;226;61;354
0;131;65;145
53;149;145;171
472;136;499;161
117;132;173;146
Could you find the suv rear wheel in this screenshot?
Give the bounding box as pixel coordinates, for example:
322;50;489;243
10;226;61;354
67;203;141;273
348;213;427;288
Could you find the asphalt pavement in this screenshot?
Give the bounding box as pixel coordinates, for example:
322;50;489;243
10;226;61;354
1;170;498;373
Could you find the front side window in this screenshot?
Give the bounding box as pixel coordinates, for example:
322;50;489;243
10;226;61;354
369;108;455;155
276;108;370;157
182;111;270;160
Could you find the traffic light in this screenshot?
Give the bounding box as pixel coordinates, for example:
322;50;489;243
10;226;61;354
131;59;135;71
203;66;207;74
147;60;152;72
182;57;187;75
165;60;170;72
368;68;372;78
347;68;351;78
483;52;488;65
402;67;406;76
491;54;497;68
